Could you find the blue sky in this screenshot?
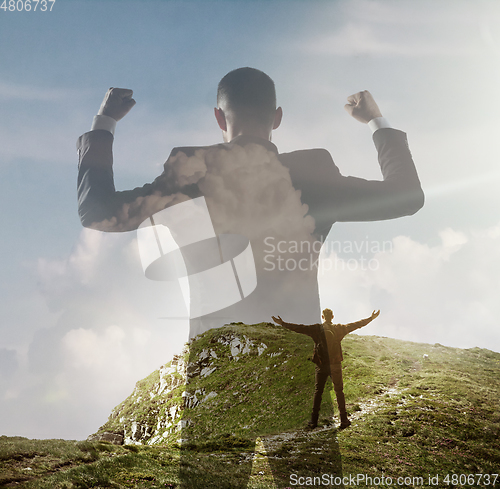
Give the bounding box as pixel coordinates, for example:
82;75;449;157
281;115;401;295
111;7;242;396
1;0;500;440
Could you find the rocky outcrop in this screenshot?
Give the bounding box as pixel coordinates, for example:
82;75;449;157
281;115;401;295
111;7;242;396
89;323;290;446
90;324;475;447
87;431;124;445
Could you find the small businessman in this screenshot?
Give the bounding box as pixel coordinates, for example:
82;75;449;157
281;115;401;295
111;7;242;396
272;308;380;429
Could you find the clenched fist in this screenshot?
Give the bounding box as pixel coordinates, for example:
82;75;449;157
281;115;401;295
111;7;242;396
98;87;136;121
344;90;382;124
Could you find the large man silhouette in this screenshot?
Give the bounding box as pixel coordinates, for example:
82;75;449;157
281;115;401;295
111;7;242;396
77;67;424;488
77;67;424;338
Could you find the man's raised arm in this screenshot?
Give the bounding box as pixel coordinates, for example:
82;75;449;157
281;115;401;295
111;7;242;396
344;309;380;334
77;88;185;232
328;90;424;222
271;315;316;337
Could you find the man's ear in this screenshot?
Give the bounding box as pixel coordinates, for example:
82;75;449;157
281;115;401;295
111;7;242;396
214;107;227;131
273;106;283;130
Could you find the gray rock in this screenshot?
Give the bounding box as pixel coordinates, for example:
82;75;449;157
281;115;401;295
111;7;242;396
87;431;124;445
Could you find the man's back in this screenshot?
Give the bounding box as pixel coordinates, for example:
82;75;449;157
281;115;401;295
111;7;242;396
77;70;423;338
78;128;421;337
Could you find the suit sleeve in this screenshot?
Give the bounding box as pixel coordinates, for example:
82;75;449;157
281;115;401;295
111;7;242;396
330;128;424;222
282;128;424;236
76;130;198;232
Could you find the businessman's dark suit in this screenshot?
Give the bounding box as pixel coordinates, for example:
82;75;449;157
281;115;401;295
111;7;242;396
77;128;423;336
77;126;423;486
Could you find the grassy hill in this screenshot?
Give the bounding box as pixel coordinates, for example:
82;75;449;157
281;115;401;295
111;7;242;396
94;322;337;445
1;323;499;488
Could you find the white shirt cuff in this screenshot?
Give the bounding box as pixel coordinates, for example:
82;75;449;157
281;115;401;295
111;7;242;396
91;114;117;135
368;117;392;134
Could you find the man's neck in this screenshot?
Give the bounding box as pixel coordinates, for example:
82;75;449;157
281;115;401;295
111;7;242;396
225;126;272;143
227;134;279;154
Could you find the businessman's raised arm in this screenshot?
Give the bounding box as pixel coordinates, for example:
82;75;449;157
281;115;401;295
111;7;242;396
331;90;424;222
77;88;186;232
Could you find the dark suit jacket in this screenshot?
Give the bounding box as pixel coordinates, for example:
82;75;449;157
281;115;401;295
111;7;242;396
77;129;423;234
76;129;423;334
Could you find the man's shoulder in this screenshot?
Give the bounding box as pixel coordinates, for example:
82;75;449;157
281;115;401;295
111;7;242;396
285;322;323;334
169;142;228;158
278;148;333;165
278;148;342;201
279;148;339;183
331;323;349;333
289;321;323;328
167;142;334;164
310;322;325;336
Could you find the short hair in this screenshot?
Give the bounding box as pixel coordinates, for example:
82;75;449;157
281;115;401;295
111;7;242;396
217;67;276;126
322;308;333;317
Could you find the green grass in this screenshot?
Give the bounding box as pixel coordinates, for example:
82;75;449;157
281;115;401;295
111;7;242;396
2;326;499;488
98;323;336;445
337;339;500;488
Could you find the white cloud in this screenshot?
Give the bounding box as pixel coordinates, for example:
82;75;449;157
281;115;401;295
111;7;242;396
0;81;87;102
344;0;498;26
296;0;500;58
439;228;468;258
0;80;97;165
306;27;480;58
319;223;500;352
0;227;189;439
62;325;128;370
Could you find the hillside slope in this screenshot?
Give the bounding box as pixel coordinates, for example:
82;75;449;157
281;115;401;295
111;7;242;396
2;324;499;488
92;322;500;454
93;322;329;445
